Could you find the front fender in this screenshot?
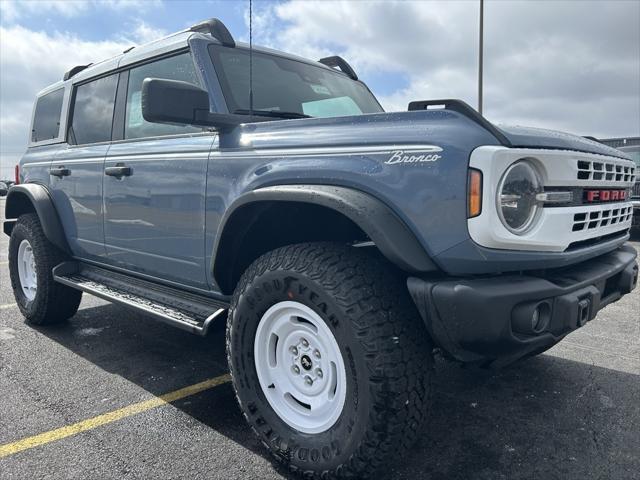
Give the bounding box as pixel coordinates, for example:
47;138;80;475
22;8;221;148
212;185;438;291
4;184;70;253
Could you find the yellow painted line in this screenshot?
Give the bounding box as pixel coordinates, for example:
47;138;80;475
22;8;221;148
0;374;231;458
0;261;8;266
0;303;17;310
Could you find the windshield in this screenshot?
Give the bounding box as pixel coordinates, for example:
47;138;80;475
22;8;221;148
209;45;383;118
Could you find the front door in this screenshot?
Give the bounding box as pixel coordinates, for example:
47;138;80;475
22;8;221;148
103;52;214;289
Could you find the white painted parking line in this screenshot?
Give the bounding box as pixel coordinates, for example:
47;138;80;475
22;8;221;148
0;303;17;310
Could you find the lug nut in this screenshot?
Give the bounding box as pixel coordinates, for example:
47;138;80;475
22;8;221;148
292;365;300;375
304;376;313;386
313;349;321;359
315;368;323;378
301;338;309;348
289;346;298;355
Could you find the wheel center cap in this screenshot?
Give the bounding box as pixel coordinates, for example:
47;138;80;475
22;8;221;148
300;355;312;370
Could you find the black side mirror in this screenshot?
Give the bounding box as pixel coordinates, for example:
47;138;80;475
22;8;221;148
141;78;262;132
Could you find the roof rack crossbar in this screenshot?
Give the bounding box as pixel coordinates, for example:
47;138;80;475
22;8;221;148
190;18;235;47
318;56;358;81
63;64;92;81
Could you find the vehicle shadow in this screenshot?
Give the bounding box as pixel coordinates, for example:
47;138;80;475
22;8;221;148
35;303;639;480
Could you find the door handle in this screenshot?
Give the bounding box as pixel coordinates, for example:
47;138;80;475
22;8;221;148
50;166;71;178
104;164;132;179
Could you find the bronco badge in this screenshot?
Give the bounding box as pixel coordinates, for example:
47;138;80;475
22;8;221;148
385;148;443;165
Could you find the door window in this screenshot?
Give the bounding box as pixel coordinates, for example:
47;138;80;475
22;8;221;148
31;88;64;142
124;52;204;140
68;74;118;145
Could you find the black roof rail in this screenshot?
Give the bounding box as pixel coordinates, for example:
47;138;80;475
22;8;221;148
408;99;512;147
190;18;235;47
318;56;358;81
63;64;92;81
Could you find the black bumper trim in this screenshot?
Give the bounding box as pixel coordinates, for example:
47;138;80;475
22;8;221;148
408;244;638;367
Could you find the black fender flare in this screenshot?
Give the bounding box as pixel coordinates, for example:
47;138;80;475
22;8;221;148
212;185;438;292
3;184;70;253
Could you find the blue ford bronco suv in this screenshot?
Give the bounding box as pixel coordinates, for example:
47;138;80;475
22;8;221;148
4;18;638;479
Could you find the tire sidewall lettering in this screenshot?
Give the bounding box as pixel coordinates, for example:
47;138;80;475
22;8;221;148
229;270;367;469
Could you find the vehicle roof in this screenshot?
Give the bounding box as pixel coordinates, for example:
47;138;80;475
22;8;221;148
36;29;340;97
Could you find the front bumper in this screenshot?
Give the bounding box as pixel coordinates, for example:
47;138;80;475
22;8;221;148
408;244;638;367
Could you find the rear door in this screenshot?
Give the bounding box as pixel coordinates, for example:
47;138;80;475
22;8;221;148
103;52;214;289
21;87;67;187
50;73;119;261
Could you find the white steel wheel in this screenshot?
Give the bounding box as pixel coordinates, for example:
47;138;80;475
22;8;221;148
254;301;347;434
17;239;37;301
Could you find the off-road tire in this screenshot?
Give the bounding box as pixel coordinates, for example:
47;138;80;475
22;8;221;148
227;242;433;479
8;213;82;324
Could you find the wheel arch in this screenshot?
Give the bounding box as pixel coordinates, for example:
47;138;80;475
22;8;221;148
3;184;70;253
212;185;438;294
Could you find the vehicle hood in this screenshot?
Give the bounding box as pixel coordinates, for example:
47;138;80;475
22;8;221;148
225;110;503;152
224;111;630;161
221;110;630;160
496;124;630;160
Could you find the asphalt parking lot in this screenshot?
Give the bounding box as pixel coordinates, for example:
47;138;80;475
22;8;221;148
0;195;638;480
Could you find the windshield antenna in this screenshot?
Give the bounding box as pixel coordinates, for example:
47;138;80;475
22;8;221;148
249;0;254;117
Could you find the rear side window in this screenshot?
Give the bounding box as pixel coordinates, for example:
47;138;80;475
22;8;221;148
124;52;203;140
31;88;64;142
68;74;118;145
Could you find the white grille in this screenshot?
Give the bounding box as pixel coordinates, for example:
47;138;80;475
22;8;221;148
572;205;633;232
468;146;636;252
576;159;636;184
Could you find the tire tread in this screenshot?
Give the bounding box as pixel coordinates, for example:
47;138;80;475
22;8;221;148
227;242;432;479
9;213;81;324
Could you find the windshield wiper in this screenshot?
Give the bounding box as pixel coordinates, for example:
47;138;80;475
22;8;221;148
234;109;311;119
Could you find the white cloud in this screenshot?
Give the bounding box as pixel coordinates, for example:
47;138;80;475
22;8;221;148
0;25;133;177
128;21;168;44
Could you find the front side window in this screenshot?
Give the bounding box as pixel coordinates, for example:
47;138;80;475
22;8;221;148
69;74;118;145
31;88;64;142
125;52;203;139
208;45;383;118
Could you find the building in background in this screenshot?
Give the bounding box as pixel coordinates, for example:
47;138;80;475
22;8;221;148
598;137;640;149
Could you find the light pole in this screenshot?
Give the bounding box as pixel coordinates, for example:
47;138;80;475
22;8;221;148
478;0;484;115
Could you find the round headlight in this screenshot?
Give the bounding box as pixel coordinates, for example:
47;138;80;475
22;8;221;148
497;161;542;234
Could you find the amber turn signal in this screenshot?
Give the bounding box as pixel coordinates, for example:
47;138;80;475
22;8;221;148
467;168;482;218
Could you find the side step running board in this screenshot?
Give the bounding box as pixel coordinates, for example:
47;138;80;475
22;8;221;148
53;262;229;336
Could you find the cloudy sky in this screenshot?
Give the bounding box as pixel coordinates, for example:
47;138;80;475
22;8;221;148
1;0;639;179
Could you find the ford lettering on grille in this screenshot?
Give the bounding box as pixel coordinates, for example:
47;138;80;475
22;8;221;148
584;189;628;203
